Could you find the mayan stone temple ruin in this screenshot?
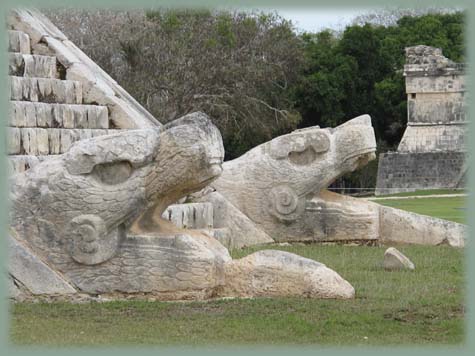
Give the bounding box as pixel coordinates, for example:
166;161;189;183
5;9;467;302
376;45;467;195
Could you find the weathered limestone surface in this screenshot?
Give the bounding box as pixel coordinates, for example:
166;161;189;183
194;190;274;248
7;8;66;46
162;202;214;229
67;232;232;295
383;247;415;270
306;190;380;242
8;30;31;54
8;233;77;295
6;8;357;301
190;115;465;248
7;277;25;300
6;127;21;154
7;155;44;174
379;205;465;247
376;152;466;195
314;191;466;247
9;112;353;299
199;228;232;249
407;92;466;125
397;125;466;153
208;115;377;242
10;76;82;104
9;53;57;78
5;9;163;188
9;101;109;129
376;45;467;194
405;74;465;93
8;8;159;129
223;250;355;299
7;127;117;155
10;113;226;295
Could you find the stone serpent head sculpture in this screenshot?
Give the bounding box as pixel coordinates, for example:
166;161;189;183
9;112;354;299
208;114;464;247
211;115;377;241
9;112;232;295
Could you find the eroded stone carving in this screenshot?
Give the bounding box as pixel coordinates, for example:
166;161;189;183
193;114;465;247
9;112;354;300
7;8;355;301
208;115;377;242
67;214;118;265
10;113;223;293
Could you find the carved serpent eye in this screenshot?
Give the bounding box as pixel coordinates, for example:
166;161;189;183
268;130;330;165
288;146;317;165
92;160;133;185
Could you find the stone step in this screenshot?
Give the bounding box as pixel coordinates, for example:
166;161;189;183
6;127;120;156
162;202;214;229
9;101;109;129
9;53;58;78
8;30;31;54
7;155;46;174
10;76;82;104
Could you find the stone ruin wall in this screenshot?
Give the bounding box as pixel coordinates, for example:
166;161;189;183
375;45;467;195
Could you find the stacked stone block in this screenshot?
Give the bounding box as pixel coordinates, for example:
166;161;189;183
6;28;118;174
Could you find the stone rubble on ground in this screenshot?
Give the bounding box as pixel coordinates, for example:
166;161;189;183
383;247;415;271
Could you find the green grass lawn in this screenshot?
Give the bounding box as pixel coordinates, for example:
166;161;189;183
10;196;466;346
375;196;466;224
375;188;466;198
11;244;465;346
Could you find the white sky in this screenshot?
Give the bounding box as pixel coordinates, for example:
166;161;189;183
232;6;371;33
275;8;369;32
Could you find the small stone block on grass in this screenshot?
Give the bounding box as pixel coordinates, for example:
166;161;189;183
383;247;415;271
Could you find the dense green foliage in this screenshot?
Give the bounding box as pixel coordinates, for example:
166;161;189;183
291;11;465;189
49;9;304;160
294;12;465;147
49;9;465;185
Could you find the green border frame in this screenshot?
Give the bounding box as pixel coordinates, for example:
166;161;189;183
0;0;473;354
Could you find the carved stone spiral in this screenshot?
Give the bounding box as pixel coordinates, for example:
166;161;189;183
268;185;304;222
67;214;119;265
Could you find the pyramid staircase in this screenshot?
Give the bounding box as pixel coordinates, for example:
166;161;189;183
7;28;120;173
5;9;233;248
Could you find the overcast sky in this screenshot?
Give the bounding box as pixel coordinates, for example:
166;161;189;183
275;8;369;32
232;6;372;33
244;7;462;33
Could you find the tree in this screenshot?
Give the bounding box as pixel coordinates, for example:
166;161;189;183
47;8;304;159
292;11;466;192
352;6;461;27
47;8;466;190
294;11;465;140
